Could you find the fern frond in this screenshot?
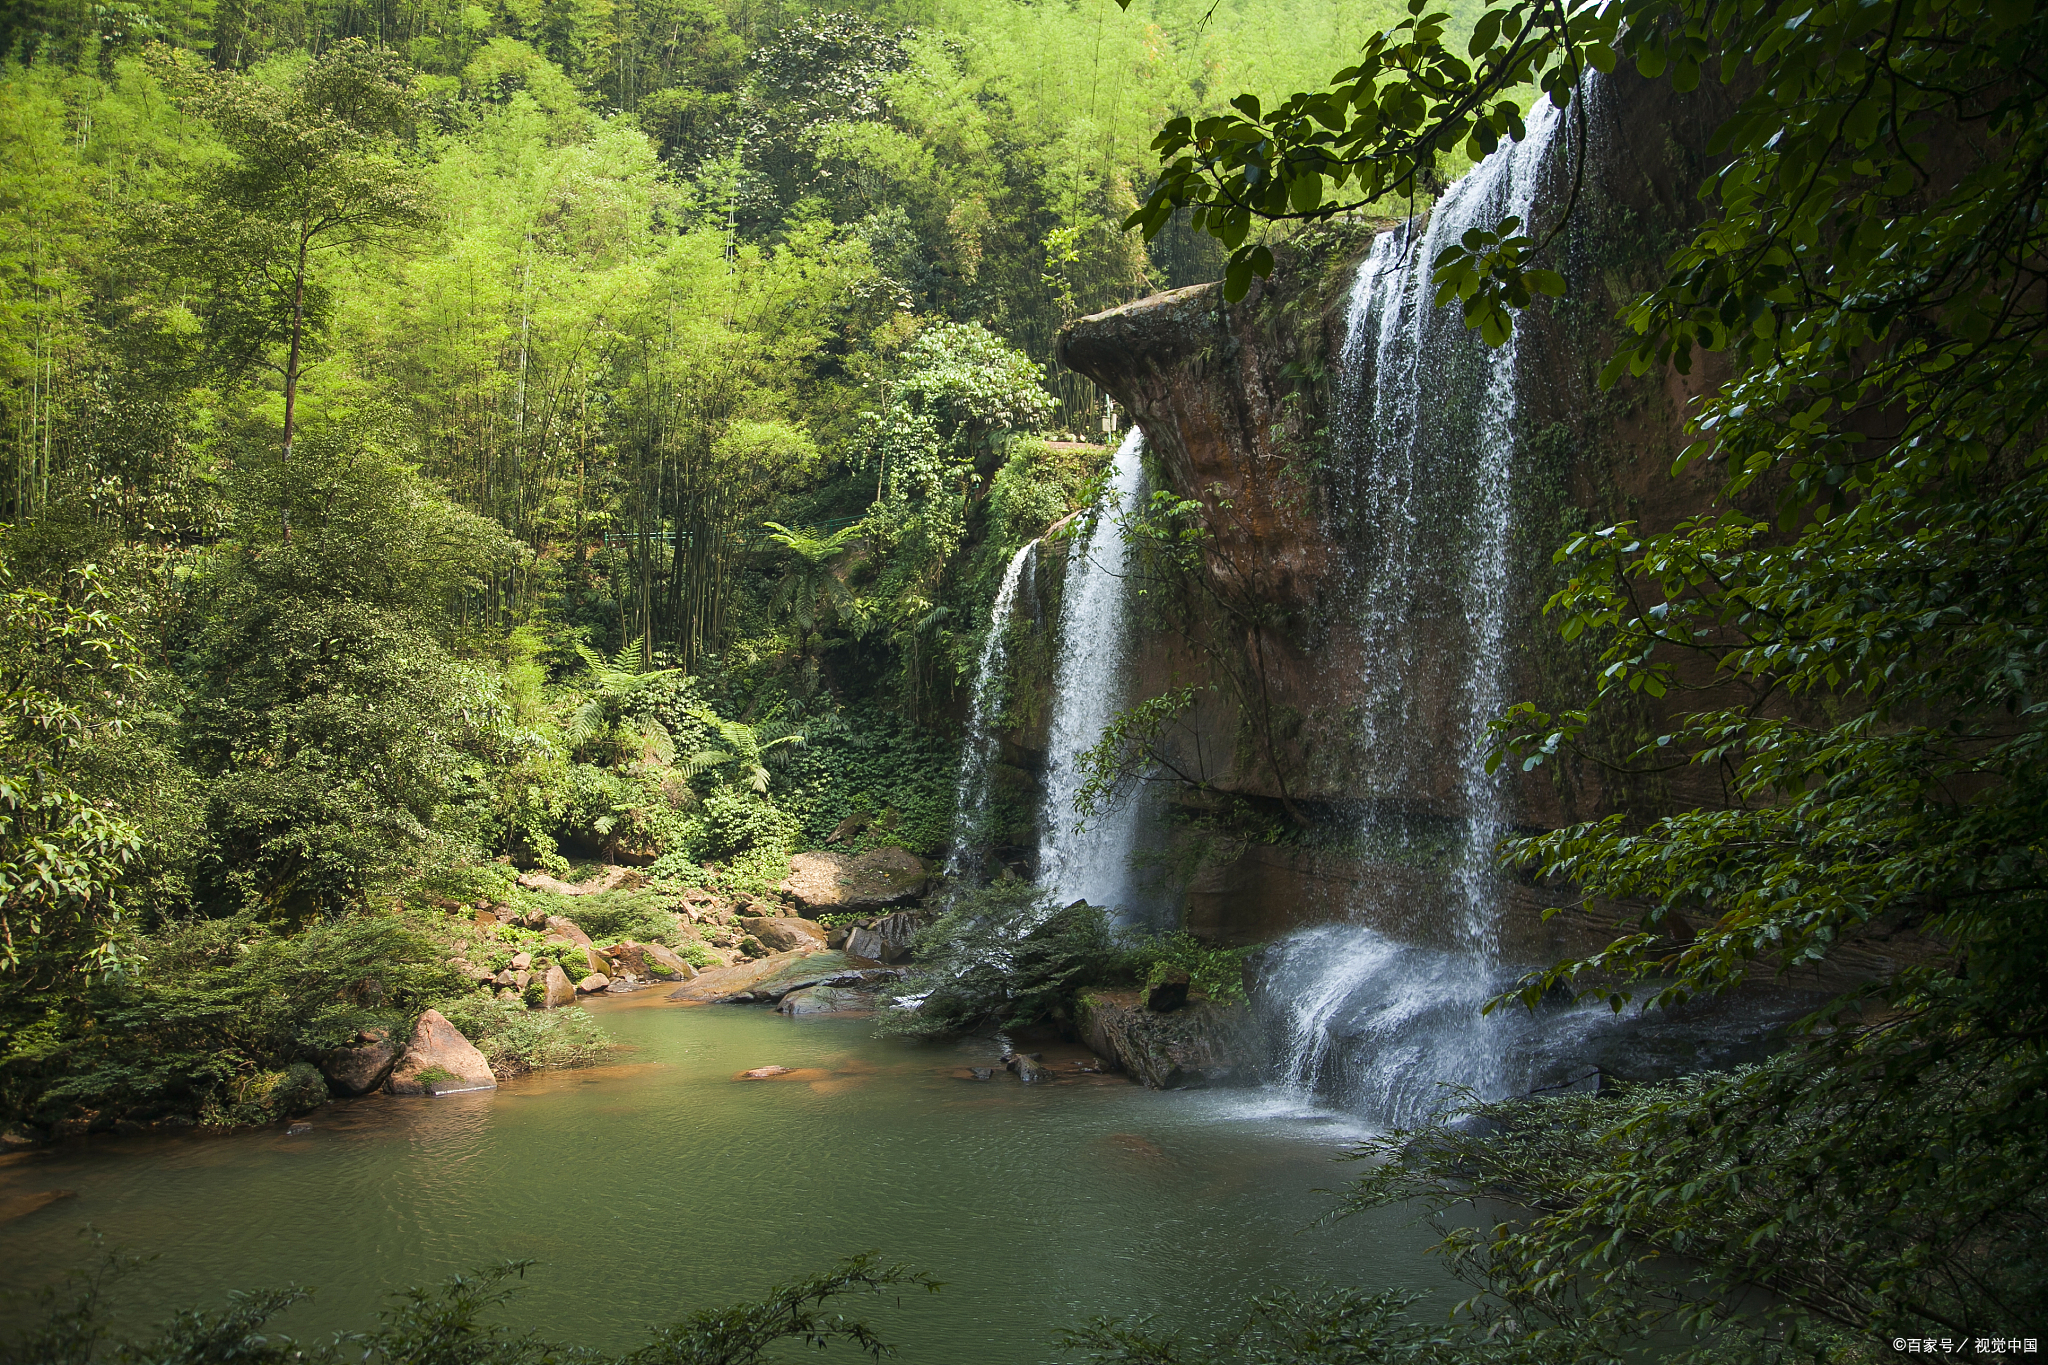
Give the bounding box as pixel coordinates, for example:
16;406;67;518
680;748;734;781
611;633;651;675
639;716;676;766
565;699;606;751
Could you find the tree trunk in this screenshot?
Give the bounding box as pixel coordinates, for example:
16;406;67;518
280;230;310;541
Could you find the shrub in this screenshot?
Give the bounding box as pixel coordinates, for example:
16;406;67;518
1128;933;1252;1004
2;913;461;1132
774;710;958;857
200;1061;330;1127
436;995;612;1076
557;891;685;946
695;786;798;862
881;884;1120;1036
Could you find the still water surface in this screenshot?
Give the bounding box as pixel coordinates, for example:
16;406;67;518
0;993;1453;1359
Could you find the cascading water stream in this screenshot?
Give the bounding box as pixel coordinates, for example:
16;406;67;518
1036;428;1150;918
1261;92;1585;1124
944;539;1038;882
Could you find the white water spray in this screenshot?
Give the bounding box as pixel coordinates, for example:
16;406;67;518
1037;428;1150;917
1264;93;1581;1124
945;540;1038;881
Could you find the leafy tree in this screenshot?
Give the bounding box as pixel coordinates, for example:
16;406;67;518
565;640;685;766
0;557;144;986
145;41;434;506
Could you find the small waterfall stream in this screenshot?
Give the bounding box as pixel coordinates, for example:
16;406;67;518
1261;94;1582;1124
945;539;1038;882
1037;429;1150;917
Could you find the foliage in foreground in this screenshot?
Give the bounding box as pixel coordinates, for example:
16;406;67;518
1;1250;939;1365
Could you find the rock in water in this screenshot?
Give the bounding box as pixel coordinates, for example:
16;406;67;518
541;964;576;1009
575;971;610;993
1075;991;1261;1090
777;986;872;1016
320;1028;398;1097
741;916;829;953
385;1010;497;1096
1144;969;1191;1013
1003;1051;1051;1084
738;1066;793;1080
844;911;923;963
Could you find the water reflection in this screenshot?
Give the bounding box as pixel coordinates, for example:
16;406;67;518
0;1000;1451;1359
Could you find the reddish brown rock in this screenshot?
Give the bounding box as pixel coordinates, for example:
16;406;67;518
575;971;610;994
740;916;829;953
642;943;697;979
737;1066;793;1080
385;1010;498;1096
540;963;576;1008
546;916;593;946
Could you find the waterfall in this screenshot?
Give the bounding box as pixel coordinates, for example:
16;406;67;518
1262;92;1582;1123
1036;428;1150;918
945;539;1038;882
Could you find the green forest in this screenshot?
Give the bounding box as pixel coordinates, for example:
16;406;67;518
3;0;2045;1355
0;0;1431;1125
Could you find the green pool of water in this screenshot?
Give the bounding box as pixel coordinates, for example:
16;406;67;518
0;994;1455;1359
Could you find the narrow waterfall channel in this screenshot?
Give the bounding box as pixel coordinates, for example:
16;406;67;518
1260;94;1588;1125
944;539;1037;882
1036;428;1151;918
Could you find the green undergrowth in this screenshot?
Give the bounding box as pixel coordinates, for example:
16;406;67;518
2;1251;939;1365
0;914;465;1134
436;995;611;1076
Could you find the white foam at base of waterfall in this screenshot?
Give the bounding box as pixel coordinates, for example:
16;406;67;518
1259;91;1590;1127
944;539;1038;882
1037;428;1150;919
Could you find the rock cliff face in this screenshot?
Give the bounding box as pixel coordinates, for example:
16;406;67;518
1041;67;1933;994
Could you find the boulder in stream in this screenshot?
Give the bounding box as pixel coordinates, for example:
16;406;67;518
1076;991;1261;1090
575;971;611;993
667;950;901;1005
778;985;872;1016
844;911;923;964
319;1028;398;1097
385;1010;497;1096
